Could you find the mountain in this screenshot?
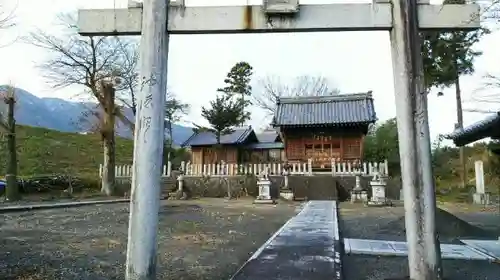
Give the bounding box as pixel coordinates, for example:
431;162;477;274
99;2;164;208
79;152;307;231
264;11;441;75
1;87;194;146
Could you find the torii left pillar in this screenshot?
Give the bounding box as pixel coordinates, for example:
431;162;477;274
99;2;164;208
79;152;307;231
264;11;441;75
125;0;169;279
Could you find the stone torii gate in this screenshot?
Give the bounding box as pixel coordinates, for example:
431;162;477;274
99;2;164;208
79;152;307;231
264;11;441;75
78;0;479;279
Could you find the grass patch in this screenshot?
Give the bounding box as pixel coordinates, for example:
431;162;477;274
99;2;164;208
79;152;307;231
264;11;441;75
0;125;133;178
436;185;474;203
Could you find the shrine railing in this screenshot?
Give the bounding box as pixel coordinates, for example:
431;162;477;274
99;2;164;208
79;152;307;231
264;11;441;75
99;159;388;178
179;159;388;177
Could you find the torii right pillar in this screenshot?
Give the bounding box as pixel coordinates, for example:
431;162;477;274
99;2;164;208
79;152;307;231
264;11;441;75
386;0;478;278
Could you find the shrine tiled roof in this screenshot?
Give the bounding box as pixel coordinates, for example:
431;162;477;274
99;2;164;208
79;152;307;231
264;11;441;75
246;142;284;149
445;112;500;146
182;126;256;147
256;130;280;143
272;92;377;127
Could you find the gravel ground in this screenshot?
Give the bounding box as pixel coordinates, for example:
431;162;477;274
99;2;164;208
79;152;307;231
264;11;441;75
2;198;499;280
340;203;500;280
0;191;113;206
0;198;300;280
438;202;500;234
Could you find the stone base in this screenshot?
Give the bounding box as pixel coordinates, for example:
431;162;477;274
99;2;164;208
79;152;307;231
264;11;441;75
366;200;392;207
350;190;368;203
386;277;444;280
254;198;275;204
280;191;294;201
167;191;188;200
473;193;490;205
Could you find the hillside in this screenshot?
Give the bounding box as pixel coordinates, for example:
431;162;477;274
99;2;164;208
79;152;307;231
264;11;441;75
1;86;194;145
0;125;134;177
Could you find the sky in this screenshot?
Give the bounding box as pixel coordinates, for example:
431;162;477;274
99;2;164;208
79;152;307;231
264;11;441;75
1;0;499;144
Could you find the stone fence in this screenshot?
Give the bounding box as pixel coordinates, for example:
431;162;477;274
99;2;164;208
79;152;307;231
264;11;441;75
131;173;400;202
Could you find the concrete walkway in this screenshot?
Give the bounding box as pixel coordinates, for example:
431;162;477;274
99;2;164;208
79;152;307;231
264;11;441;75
230;200;343;280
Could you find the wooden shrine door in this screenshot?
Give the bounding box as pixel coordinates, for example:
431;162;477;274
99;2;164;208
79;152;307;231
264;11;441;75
306;134;341;168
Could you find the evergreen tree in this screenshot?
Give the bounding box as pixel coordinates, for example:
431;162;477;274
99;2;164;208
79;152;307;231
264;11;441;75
217;62;254;125
201;95;243;145
421;0;489;188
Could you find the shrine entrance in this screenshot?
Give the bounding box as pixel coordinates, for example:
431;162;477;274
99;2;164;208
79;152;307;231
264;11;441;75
77;1;481;279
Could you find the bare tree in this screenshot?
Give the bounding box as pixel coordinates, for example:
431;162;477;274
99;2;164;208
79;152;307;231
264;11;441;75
0;2;17;47
164;92;190;157
482;0;500;22
466;73;500;114
0;4;15;29
25;13;137;196
253;75;341;115
473;74;500;104
115;41;139;116
76;104;105;134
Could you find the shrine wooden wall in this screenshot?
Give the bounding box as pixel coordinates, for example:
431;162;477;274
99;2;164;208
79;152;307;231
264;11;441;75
247;149;286;163
190;146;239;165
281;126;366;167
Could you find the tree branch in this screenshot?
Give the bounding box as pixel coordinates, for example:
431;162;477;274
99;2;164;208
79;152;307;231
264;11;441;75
253;75;340;115
0;3;17;47
25;12;138;134
472;73;500;104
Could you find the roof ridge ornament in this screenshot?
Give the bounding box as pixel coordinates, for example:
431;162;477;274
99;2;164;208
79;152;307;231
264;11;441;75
127;0;142;8
263;0;299;15
278;92;373;104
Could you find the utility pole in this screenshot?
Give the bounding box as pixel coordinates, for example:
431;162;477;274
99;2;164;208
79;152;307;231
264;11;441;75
390;0;441;278
5;94;18;201
1;87;20;201
125;0;169;279
455;75;467;189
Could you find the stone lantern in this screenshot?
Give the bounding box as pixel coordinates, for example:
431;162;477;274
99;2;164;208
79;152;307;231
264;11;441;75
280;162;293;200
254;168;274;204
350;165;368;203
367;170;390;206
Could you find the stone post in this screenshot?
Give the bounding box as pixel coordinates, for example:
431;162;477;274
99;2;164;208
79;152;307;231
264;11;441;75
254;171;274;204
475;160;484;194
350;173;368;203
355;175;362;190
282;162;291;189
280;167;293;200
473;160;490;205
368;175;389;206
180;161;186;173
284;170;289;189
177;174;184;192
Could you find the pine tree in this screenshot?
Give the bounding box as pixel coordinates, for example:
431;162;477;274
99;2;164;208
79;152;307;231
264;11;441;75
217;62;253;125
421;0;489;188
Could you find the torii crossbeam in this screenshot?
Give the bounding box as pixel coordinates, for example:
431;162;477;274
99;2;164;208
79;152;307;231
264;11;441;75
77;0;481;279
78;0;479;35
